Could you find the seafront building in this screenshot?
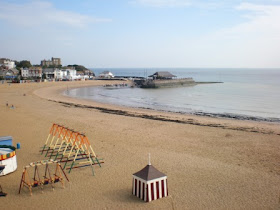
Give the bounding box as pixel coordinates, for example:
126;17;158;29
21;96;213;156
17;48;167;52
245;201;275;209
66;69;77;80
42;68;55;79
149;71;176;80
54;69;67;80
135;71;195;88
21;68;29;78
98;71;114;79
54;69;78;80
0;56;92;81
0;68;19;79
42;68;79;80
21;67;42;78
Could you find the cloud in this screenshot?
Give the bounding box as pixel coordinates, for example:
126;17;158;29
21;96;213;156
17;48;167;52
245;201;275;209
218;3;280;39
0;1;111;28
200;2;280;67
132;0;192;8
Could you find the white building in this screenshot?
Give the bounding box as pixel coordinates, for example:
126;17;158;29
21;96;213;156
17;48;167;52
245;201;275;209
66;69;77;80
4;60;15;69
0;59;15;69
99;71;114;79
54;69;67;80
21;68;29;78
41;68;87;80
52;68;78;80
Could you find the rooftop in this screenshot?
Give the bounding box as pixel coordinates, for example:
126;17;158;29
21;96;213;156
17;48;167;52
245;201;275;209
133;164;166;181
149;71;176;78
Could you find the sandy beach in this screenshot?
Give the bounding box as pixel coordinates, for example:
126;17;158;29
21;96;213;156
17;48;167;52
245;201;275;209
1;80;280;209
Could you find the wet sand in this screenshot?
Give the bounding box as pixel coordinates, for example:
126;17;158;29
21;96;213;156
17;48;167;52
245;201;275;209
1;80;280;209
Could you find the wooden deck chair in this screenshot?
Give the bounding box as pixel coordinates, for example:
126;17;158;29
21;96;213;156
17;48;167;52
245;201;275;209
0;165;7;197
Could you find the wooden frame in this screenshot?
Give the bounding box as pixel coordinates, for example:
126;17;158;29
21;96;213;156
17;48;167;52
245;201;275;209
40;124;103;175
18;160;69;195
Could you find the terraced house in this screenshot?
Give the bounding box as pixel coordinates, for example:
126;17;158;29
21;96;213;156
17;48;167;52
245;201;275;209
21;67;42;78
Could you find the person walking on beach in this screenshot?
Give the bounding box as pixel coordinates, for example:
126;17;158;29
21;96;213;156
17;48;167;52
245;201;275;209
6;101;8;107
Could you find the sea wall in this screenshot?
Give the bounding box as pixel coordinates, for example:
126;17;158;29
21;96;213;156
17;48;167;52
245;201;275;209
135;78;195;88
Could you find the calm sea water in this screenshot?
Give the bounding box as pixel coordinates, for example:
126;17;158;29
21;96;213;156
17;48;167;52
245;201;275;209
66;68;280;122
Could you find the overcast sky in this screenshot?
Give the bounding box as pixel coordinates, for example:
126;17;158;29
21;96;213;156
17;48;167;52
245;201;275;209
1;0;280;68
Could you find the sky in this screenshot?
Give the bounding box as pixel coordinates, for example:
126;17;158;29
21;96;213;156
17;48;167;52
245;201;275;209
0;0;280;68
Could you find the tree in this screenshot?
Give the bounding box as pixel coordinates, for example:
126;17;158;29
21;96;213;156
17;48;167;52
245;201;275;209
47;65;55;68
17;68;22;77
16;60;32;68
67;64;87;71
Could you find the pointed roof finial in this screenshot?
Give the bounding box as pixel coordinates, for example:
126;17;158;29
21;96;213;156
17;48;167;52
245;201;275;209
148;153;151;165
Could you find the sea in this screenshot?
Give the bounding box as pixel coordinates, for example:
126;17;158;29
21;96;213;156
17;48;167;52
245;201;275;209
65;68;280;123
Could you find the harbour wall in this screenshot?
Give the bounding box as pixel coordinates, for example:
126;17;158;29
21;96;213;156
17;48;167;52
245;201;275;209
135;78;195;88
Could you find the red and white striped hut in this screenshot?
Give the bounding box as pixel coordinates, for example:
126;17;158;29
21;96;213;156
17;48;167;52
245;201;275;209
132;160;168;202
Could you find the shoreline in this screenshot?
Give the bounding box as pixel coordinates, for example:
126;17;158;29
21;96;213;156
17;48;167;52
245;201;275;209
50;99;280;136
49;83;280;136
35;81;280;136
1;80;280;209
64;83;280;124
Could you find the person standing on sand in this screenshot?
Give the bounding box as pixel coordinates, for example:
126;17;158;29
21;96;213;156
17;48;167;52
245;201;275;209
6;101;8;107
